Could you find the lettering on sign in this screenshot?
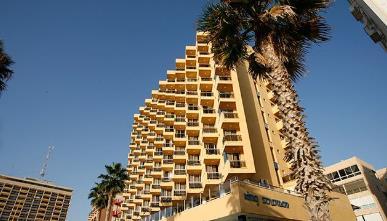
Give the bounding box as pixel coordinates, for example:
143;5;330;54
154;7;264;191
244;192;289;208
244;192;259;206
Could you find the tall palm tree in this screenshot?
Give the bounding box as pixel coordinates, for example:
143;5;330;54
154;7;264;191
88;182;108;221
0;40;14;94
98;162;129;221
198;1;332;220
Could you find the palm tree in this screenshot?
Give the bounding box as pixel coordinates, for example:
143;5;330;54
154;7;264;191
0;40;14;94
98;162;129;221
198;1;332;220
88;182;108;221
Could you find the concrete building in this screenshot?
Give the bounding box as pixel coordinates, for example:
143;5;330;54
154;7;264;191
119;32;356;221
325;157;387;221
348;0;387;51
0;174;72;220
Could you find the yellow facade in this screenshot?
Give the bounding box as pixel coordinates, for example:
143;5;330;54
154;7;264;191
120;32;355;221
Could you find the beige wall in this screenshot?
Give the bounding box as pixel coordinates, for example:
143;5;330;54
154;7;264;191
162;181;355;221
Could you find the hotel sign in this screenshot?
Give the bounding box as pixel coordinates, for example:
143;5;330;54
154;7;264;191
244;192;289;208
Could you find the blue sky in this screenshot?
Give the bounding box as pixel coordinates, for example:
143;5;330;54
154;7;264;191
0;1;386;220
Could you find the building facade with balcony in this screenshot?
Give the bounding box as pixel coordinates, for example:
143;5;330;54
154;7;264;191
325;157;387;221
0;174;72;220
348;0;387;51
119;32;356;221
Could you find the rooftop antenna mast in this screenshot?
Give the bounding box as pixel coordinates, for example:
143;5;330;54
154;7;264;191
40;145;54;179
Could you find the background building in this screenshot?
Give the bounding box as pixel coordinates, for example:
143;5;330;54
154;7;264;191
348;0;387;51
325;157;387;221
0;174;72;220
118;32;355;221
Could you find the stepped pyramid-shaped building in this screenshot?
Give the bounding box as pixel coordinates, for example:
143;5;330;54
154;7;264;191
118;32;355;221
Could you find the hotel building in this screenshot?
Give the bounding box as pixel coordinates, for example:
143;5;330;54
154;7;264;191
119;32;356;221
325;157;387;221
0;174;72;220
348;0;387;51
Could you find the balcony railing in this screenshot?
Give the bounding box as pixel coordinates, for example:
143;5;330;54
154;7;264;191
201;92;214;97
174;150;186;155
203;128;217;134
163;159;174;164
205;148;220;155
175;117;185;122
223;113;238;118
187;160;201;166
162;177;172;182
187;121;199;127
188;140;200;145
174;169;186;175
154;151;163;156
160;196;172;202
174;190;186;196
152;184;161;189
150;202;160;207
189;182;202;189
155;137;164;141
229;160;246;168
165;128;174;132
176;103;185;108
153;167;162;172
163;143;173;148
175;134;186;138
207;172;221;179
223;134;242;142
219;92;234;99
201;77;212;81
202;109;215;114
186;78;198;82
218;76;232;81
187;105;199;110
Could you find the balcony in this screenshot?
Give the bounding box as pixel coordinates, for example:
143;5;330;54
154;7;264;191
229;160;246;168
204;149;221;163
217;76;233;91
187;140;201;154
207;172;221;180
154;151;163;156
220;112;239;130
218;92;236;109
160;196;172;203
150;202;160;207
202;128;218;142
200;77;213;91
174;190;187;196
162;177;172;182
174;134;187;145
187;160;202;172
162;159;174;164
200;92;215;106
162;143;174;153
189;182;202;189
223;134;243;151
174;169;186;175
201;109;216;124
174;117;186;129
151;184;161;189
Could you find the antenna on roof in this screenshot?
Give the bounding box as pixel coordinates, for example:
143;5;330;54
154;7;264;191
40;145;54;179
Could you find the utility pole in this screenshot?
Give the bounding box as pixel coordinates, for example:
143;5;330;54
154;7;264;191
40;145;54;179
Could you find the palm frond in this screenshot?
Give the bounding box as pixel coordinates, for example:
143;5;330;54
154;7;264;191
198;3;251;69
0;40;14;93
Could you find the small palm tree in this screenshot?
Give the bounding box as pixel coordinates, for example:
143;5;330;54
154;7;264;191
88;182;108;221
0;40;14;94
98;162;129;221
198;1;332;220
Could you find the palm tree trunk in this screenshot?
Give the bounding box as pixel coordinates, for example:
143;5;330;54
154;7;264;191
105;193;112;221
256;39;331;221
